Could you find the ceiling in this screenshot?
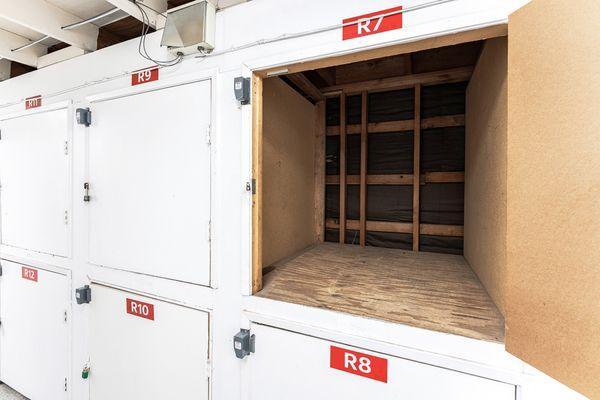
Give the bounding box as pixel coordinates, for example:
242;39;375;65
0;0;247;79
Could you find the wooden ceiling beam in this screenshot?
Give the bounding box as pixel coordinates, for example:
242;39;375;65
286;72;325;102
104;0;168;29
0;28;46;67
323;67;473;96
0;0;98;51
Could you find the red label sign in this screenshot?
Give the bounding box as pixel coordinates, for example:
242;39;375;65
21;267;38;282
343;6;403;40
126;298;155;320
132;68;159;86
25;96;42;110
330;346;388;383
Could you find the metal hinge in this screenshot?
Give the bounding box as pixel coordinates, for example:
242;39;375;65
205;359;212;378
245;179;256;194
64;377;67;392
64;310;68;323
64;141;69;155
83;182;90;202
206;124;211;145
0;262;3;276
206;220;212;242
64;210;69;225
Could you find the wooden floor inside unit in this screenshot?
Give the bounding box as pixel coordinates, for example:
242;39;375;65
258;243;505;343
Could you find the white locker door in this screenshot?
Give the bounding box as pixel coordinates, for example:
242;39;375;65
0;107;70;257
89;284;210;400
248;324;515;400
0;261;69;400
88;80;211;285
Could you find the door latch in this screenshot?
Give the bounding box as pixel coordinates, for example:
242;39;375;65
75;285;91;304
233;329;255;359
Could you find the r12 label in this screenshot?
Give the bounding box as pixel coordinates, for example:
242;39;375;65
330;345;388;383
131;67;159;86
126;298;155;321
22;267;38;282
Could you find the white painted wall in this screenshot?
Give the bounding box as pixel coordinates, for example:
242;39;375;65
2;1;581;400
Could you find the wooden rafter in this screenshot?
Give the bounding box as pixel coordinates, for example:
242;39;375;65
286;72;325;103
322;67;473;96
0;0;99;51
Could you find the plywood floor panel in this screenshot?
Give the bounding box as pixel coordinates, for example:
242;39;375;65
258;243;504;343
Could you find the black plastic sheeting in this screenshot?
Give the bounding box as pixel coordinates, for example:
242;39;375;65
326;135;340;175
327;132;414;176
368;89;414;122
325;185;340;219
421;82;467;118
325;83;466;254
327;185;413;223
325;228;413;250
420;183;464;225
420;235;464;255
421;126;465;172
368;132;413;174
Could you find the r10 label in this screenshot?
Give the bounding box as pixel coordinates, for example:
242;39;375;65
330;345;388;383
21;266;38;282
131;67;159;86
126;298;155;321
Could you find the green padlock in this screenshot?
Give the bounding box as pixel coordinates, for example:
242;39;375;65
82;363;90;380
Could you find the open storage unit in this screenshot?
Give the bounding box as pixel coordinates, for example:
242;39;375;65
253;37;508;344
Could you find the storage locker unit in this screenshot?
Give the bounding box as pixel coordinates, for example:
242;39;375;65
86;78;212;286
89;284;210;400
0;260;70;400
248;323;515;400
0;103;71;258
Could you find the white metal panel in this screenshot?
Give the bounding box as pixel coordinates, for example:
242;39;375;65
0;106;71;257
0;260;69;400
248;323;516;400
88;79;212;285
89;284;210;400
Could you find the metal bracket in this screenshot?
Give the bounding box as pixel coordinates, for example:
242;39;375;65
76;108;92;127
233;329;255;359
75;285;91;304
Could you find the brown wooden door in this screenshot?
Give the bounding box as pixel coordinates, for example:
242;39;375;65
506;0;600;398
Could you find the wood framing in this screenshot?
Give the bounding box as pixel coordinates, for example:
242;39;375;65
326;172;464;185
325;219;463;237
314;101;326;242
287;73;325;102
413;84;421;252
322;67;473;96
359;91;368;246
326;114;464;135
252;73;263;294
338;93;347;244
